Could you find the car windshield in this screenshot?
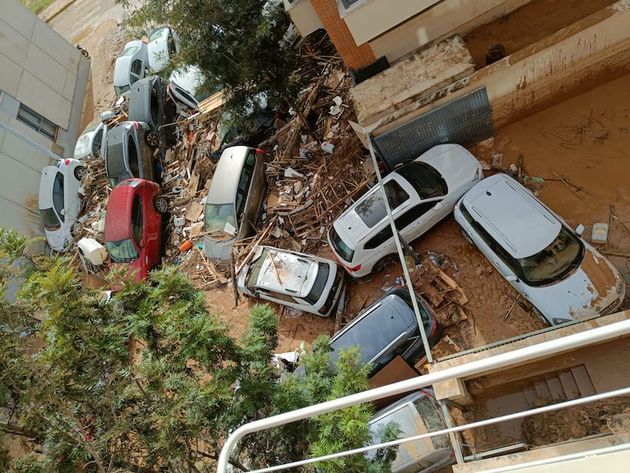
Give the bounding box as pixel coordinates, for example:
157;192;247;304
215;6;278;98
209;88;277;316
74;133;92;157
204;203;237;235
40;207;60;231
304;263;330;305
355;180;409;228
106;141;125;177
106;238;139;263
330;227;354;262
516;226;584;285
397;162;448;198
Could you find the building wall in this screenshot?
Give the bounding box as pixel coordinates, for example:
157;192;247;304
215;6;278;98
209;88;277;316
283;0;323;37
0;0;90;238
310;0;375;70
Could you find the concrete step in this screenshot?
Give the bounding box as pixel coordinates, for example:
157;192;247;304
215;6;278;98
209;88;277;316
545;376;566;401
559;371;581;400
571;365;596;397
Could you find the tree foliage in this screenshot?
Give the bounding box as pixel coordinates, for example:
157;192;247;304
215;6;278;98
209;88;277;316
118;0;301;119
0;233;397;472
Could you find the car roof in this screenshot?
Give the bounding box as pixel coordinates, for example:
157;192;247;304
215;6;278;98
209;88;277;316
113;56;132;86
250;246;321;297
462;173;561;259
128;76;160;123
38;165;58;206
104;182;136;241
206;146;253;204
330;292;416;363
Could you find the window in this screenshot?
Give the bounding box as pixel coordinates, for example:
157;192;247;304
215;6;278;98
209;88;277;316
106;239;139;263
260;289;297;304
52;172;65;221
127;135;140;177
167;31;177;55
17;104;58;141
364;224;393;250
329;227;354;262
150;84;160;125
130;60;143;83
340;0;362;8
356;180;409;228
93;128;103;157
131;195;143;244
204;203;237;234
395;201;439;231
40;208;60;231
235;152;256;218
397;162;448;199
304;263;330;305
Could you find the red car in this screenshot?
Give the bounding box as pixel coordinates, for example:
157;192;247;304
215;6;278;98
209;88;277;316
104;178;167;282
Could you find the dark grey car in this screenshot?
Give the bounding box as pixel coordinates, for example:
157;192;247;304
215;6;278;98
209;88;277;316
105;121;159;187
128;76;178;146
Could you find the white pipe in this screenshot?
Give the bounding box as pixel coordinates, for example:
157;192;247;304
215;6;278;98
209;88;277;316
247;386;630;472
365;136;434;364
216;318;630;471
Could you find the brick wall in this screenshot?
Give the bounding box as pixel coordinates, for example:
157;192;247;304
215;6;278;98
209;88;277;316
309;0;376;70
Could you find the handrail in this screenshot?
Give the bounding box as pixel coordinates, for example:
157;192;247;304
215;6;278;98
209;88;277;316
247;386;630;472
217;318;630;472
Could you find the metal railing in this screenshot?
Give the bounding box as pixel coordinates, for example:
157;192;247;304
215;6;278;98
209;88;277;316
217;318;630;472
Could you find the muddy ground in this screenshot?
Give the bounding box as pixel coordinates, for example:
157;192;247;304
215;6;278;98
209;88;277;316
464;0;618;68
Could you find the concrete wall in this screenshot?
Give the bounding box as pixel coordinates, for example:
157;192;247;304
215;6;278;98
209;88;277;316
283;0;323;37
0;0;90;238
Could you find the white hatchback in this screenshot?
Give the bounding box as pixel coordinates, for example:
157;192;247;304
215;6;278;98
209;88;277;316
328;144;483;278
113;40;149;96
236;246;345;317
454;173;626;325
38;159;86;252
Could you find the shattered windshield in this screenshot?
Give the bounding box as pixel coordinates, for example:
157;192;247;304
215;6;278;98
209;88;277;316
355;180;409;228
40;208;60;231
516;227;584;285
204;203;237;236
106;238;139;263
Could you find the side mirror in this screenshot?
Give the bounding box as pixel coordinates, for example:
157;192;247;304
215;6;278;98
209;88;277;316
505;274;519;282
575;224;585;236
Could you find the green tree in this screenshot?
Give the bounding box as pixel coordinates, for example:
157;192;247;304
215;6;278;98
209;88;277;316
0;232;397;472
118;0;301;118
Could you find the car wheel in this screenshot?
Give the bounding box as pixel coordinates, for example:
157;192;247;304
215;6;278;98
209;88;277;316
153;195;169;214
145;130;160;148
74;166;87;180
373;254;396;273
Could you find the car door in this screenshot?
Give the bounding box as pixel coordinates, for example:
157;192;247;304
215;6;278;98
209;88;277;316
141;184;161;270
396;199;443;243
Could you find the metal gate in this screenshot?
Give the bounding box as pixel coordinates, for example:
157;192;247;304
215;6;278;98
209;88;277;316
371;87;494;171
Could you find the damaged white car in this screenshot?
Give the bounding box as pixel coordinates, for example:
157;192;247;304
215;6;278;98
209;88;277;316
455;173;626;325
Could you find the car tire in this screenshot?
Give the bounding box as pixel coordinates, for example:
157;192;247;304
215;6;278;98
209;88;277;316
153;195;169;214
145;130;160;148
373;254;396;273
74;166;87;180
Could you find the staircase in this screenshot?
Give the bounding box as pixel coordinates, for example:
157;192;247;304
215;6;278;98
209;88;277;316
521;365;596;406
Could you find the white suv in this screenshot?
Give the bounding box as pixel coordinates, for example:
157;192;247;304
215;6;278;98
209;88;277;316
236;246;345;317
328;144;483;278
454;173;626;325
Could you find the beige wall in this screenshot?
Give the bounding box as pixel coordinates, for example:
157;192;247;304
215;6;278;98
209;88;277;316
369;0;533;63
0;0;90;238
339;0;441;45
284;0;323;37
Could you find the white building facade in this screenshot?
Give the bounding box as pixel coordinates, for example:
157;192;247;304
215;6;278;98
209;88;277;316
0;0;90;238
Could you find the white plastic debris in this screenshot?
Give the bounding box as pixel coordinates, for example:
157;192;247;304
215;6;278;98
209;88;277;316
284;167;304;179
591;223;609;244
174;216;185;227
224;221;236;236
321;141;335;154
78;238;108;266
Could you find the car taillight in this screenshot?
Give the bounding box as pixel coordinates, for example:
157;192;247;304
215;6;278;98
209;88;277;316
255;148;266;157
347;264;362;272
64;159;71;166
132;121;139;130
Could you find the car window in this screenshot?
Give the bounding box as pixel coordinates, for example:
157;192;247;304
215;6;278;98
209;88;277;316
52;171;65;221
394;201;440;231
106;238;139;263
304;263;330;305
364;224;393;250
397;162;448;198
261;289;297;304
127;135;140;177
40;207;60;231
205;203;237;234
131;59;143;76
356;180;409;228
131;195;143;244
390;335;419;360
235;152;256;218
330;227;355;262
121;45;141;57
412;396;449;449
167;33;177;55
93;128;103;157
150;85;160;125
